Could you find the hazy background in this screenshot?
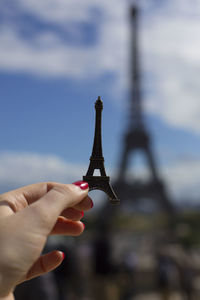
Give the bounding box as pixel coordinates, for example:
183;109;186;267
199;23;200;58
0;0;200;209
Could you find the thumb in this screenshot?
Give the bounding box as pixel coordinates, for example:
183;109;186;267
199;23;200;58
21;183;89;236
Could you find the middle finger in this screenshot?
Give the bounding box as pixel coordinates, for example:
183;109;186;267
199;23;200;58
61;207;84;221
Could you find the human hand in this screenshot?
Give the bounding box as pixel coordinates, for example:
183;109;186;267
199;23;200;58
0;181;92;298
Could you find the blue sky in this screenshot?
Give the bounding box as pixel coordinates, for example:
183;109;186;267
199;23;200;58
0;0;200;204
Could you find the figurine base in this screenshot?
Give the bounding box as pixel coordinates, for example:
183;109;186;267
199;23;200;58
83;175;120;205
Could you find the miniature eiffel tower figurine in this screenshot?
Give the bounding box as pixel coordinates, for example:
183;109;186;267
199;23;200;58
83;97;119;205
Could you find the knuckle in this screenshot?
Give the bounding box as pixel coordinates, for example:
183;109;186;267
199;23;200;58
53;184;83;199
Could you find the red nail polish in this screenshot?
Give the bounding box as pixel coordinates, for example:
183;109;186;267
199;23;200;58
81;211;84;218
82;223;85;230
61;252;65;260
73;181;89;190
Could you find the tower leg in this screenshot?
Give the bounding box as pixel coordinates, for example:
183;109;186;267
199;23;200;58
145;146;159;182
118;147;130;180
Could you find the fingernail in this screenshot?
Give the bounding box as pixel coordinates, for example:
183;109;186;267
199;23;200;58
73;181;89;190
61;252;65;260
91;200;94;208
81;211;84;218
82;222;85;230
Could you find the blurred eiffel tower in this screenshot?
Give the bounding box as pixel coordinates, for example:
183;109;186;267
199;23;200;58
113;5;174;213
99;6;174;225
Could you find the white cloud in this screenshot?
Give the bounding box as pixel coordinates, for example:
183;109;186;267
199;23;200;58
0;151;86;192
0;0;129;89
141;1;200;133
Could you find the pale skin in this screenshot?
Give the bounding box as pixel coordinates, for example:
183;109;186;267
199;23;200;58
0;181;92;300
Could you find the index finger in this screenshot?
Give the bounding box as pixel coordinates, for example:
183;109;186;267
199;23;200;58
0;182;60;215
0;181;89;216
